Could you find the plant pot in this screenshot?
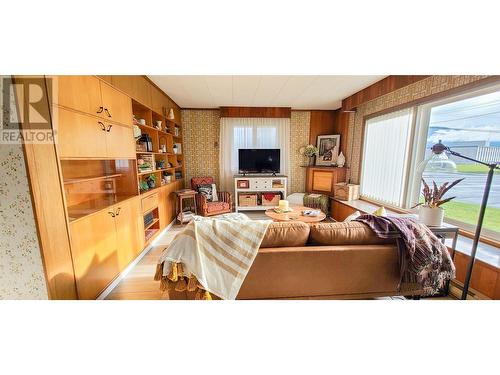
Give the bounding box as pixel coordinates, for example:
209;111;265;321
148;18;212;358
418;206;444;227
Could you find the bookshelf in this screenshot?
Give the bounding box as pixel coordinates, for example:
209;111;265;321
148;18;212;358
132;99;185;195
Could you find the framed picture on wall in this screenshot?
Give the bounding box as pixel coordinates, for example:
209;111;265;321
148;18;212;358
316;134;340;166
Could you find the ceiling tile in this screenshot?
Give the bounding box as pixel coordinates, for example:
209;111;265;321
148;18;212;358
148;75;387;110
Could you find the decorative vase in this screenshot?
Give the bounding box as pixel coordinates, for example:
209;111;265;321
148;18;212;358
168;108;175;120
308;156;315;166
418;206;444;227
337;151;346;167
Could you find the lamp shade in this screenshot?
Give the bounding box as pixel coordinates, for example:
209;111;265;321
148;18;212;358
168;108;175;120
416;140;457;178
420;151;457;173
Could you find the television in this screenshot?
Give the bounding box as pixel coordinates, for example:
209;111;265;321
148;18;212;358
238;149;280;174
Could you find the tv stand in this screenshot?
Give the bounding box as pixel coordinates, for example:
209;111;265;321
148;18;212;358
234;175;287;212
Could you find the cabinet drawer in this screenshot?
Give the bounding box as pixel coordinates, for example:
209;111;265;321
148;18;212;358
142;193;159;213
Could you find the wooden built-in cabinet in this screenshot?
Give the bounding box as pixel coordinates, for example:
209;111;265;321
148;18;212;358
114;197;144;270
99;81;134;125
111;76;152;108
52;75;132;127
69;197;144;299
53;76;103;116
306;166;347;196
57;107;135;159
34;75;185;299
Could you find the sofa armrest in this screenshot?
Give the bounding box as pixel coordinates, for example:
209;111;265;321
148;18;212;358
195;193;208;214
218;191;232;206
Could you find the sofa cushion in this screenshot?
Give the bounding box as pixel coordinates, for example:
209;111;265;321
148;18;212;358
308;221;394;246
260;221;310;248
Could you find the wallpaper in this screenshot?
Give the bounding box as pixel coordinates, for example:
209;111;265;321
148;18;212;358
0;77;48;299
347;75;490;183
182;109;311;195
289;111;311;194
181;110;221;186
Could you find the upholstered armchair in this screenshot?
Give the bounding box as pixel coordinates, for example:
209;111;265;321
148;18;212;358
191;177;232;217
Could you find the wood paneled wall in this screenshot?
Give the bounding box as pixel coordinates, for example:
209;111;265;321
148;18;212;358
309;110;351;157
341;75;430;111
309;110;336;144
220;106;291;118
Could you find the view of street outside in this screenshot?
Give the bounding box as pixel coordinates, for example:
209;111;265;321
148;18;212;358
422;170;499;233
421;87;500;236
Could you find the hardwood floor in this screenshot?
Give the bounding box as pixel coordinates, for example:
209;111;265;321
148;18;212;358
105;225;184;300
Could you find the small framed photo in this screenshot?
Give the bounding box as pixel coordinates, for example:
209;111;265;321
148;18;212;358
316;135;340;166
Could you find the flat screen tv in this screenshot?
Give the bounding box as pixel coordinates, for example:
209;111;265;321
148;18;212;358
238;149;280;174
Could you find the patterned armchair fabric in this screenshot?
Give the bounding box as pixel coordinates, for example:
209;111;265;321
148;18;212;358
191;176;232;217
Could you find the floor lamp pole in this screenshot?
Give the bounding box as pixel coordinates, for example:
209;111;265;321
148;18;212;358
460;164;497;300
428;142;499;300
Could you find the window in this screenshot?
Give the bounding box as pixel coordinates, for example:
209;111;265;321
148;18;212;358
360;108;414;207
359;83;500;241
413;87;500;240
219;117;290;192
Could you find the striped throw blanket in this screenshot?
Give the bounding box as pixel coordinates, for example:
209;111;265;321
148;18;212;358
155;213;271;300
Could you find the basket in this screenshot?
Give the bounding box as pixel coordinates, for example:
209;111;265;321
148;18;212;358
261;192;281;206
239;193;257;207
333;183;360;201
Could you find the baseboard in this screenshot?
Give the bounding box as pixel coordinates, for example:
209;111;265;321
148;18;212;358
448;280;490;300
96;219;176;300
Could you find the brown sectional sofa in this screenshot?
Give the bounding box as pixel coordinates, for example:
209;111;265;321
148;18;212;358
168;221;423;300
236;221;422;299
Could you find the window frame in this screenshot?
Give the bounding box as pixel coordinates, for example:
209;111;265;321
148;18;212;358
359;81;500;242
359;107;416;208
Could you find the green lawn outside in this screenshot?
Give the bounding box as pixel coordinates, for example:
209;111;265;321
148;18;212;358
455;163;500;174
443;200;500;233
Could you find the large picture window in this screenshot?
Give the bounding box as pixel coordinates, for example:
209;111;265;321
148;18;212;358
360;84;500;241
413;87;500;240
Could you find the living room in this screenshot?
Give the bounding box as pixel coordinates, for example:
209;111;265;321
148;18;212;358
2;2;499;374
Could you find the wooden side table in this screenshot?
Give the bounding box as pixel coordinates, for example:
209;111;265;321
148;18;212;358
175;190;197;225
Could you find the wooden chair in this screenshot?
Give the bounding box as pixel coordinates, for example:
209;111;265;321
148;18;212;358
191;177;232;217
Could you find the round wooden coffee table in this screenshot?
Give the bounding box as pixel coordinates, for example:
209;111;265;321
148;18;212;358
264;205;326;223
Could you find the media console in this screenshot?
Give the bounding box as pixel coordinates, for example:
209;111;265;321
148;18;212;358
234;175;287;212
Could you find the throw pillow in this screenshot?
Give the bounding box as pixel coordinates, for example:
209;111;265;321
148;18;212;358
343;210;361;222
372;206;387;217
197;184;219;202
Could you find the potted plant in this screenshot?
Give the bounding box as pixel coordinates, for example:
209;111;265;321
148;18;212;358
300;144;319;166
146;174;157;189
139;180;149;193
412;177;464;226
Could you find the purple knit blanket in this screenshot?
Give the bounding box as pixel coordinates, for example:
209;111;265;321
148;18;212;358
355;214;456;296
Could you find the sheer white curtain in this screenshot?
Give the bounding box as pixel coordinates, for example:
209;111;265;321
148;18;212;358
219;117;290;192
